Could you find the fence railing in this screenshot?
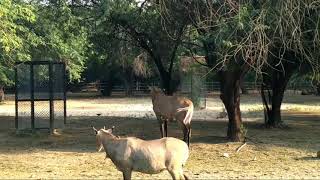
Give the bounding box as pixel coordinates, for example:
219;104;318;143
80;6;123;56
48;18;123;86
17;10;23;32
63;81;314;95
5;80;313;94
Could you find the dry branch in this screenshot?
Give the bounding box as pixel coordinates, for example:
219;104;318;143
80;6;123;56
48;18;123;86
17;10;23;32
158;0;320;76
236;142;247;153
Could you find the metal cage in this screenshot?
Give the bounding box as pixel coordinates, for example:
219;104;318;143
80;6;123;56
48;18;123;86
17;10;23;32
15;61;67;132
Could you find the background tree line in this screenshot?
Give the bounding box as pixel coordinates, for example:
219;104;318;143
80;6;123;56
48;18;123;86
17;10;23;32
0;0;319;141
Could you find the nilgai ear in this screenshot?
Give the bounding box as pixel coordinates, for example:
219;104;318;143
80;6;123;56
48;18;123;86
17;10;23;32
106;126;115;133
92;126;98;135
154;87;161;92
103;126;106;130
149;86;155;92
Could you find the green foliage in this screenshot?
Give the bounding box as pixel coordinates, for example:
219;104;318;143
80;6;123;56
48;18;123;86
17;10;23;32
203;3;258;68
0;0;89;86
31;1;88;81
0;0;318;91
103;0;186;70
0;0;40;85
87;0;190;94
190;71;206;108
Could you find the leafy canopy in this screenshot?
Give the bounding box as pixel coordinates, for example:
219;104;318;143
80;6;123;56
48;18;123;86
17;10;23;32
0;0;39;85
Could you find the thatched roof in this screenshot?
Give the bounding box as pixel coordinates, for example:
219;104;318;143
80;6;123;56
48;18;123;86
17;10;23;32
133;52;153;77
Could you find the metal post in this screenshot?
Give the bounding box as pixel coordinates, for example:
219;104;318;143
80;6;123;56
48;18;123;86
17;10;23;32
202;76;207;109
63;63;67;124
190;70;193;97
204;84;207;109
49;63;54;133
30;64;35;130
15;65;18;129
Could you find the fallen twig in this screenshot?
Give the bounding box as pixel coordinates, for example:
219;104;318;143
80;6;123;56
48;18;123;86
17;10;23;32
236;142;247;153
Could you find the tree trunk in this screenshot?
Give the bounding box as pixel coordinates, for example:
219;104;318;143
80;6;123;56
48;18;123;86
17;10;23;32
101;70;114;97
160;72;176;96
150;55;175;95
262;71;290;128
101;80;113;96
316;83;320;96
261;50;299;128
123;68;134;97
0;86;4;102
269;80;286;126
218;70;243;142
240;78;248;94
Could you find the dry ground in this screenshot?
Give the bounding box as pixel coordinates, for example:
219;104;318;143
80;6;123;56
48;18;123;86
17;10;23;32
0;93;319;179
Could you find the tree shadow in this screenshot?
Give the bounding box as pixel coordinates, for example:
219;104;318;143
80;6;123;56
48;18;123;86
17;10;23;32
191;135;229;144
295;156;320;161
0;116;229;153
241;111;320;152
0;112;319;154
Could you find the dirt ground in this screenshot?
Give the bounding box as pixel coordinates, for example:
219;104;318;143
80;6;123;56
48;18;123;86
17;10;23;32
0;93;319;179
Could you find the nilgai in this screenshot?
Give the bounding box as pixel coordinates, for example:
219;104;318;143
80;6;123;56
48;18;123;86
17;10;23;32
92;126;189;180
150;86;194;146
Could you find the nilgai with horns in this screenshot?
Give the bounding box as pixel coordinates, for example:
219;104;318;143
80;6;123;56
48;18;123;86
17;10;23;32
150;86;194;146
92;126;189;180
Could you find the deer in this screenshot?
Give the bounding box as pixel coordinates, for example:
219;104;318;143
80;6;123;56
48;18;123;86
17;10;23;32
149;86;194;147
92;126;189;180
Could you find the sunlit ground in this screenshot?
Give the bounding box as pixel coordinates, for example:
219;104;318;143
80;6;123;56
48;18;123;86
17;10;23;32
0;93;319;179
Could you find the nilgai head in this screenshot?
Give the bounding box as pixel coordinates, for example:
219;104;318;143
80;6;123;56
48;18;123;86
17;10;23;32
92;125;114;134
149;86;162;93
149;86;162;101
92;126;115;152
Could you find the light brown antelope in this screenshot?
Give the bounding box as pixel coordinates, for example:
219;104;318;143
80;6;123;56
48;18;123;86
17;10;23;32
92;126;189;180
150;87;194;147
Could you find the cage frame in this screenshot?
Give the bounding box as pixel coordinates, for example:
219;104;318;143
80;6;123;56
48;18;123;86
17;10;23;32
15;61;67;133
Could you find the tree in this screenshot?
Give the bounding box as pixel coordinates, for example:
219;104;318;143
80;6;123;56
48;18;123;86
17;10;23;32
261;50;300;127
159;0;268;141
102;0;188;95
85;31;139;96
158;0;320;139
260;0;320;127
30;0;89;82
0;0;40;101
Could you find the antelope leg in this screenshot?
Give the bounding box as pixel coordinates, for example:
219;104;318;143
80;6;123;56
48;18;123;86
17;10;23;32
164;120;168;137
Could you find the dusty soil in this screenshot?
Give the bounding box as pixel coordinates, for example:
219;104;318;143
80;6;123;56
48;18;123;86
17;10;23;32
0;94;319;179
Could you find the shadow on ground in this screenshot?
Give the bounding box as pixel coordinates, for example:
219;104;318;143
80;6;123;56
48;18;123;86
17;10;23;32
0;112;319;154
295;156;320;161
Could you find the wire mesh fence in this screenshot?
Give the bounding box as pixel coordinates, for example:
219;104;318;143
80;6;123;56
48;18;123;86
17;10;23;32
71;80;315;97
17;101;31;130
15;61;66;131
54;100;65;128
34;101;50;129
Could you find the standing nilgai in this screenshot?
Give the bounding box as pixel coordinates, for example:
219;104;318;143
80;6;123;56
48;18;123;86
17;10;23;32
92;126;189;180
150;87;194;146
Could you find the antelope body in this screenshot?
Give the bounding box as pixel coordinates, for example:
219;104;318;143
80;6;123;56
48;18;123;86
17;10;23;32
92;126;189;180
150;87;194;146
